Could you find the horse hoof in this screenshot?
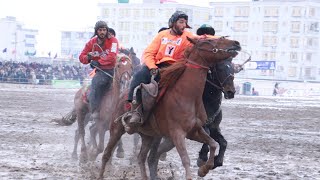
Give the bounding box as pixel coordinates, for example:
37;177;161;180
159;152;167;161
71;153;78;160
79;153;88;164
116;151;124;158
196;157;206;167
198;165;210;177
211;156;223;169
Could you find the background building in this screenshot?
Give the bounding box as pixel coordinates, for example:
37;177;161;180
0;16;38;61
59;0;320;82
60;30;93;59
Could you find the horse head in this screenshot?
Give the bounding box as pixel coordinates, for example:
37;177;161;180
186;36;241;99
115;53;133;91
187;36;241;67
209;58;236;99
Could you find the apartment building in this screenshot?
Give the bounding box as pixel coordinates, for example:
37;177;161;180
211;0;320;81
0;16;38;61
59;0;319;81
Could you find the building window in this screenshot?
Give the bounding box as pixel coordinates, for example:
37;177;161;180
78;32;84;39
25;43;34;47
143;9;156;18
304;67;312;78
132;9;140;19
143;22;155;32
263;21;278;32
25;34;35;38
119;21;130;31
290;37;299;48
234;6;250;17
290;52;298;62
262;36;277;47
133;22;140;31
306;53;312;62
306;38;319;48
309;7;315;17
214;21;223;32
264;7;279;17
288;67;297;77
233;21;249;32
62;32;71;39
119;8;130;18
233;35;248;46
102;8;110;17
291;6;302;17
291;21;300;33
214;7;224;17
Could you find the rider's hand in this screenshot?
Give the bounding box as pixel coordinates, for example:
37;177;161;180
87;53;93;63
233;64;243;73
90;61;100;69
150;68;159;76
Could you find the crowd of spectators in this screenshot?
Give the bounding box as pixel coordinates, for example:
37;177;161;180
0;61;90;85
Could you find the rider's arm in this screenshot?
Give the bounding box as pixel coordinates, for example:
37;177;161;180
143;33;162;70
98;37;119;66
79;40;92;64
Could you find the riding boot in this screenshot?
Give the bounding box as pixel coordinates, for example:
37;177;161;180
124;102;143;134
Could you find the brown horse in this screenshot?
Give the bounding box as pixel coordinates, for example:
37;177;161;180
99;36;241;179
52;53;133;162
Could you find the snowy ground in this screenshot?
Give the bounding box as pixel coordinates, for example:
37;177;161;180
0;84;319;179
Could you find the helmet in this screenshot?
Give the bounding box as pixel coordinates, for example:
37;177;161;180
94;20;108;31
196;24;215;36
168;11;191;29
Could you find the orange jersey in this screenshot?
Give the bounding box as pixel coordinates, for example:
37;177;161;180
143;29;196;69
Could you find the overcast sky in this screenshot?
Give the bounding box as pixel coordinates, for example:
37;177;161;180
0;0;249;54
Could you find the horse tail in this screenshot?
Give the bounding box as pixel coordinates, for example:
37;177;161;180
51;108;77;126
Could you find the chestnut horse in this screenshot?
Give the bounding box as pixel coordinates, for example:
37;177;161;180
52;53;133;162
99;36;241;179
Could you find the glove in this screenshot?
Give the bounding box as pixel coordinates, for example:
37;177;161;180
150;68;159;76
87;53;93;63
90;61;100;69
233;64;243;73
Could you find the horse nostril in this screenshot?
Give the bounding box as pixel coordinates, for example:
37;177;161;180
234;41;240;46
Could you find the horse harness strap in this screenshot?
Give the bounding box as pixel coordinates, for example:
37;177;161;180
186;60;209;70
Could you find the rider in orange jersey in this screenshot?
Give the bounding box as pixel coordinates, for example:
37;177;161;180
125;11;196;131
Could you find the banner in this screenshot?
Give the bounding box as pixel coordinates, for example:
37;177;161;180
51;80;81;88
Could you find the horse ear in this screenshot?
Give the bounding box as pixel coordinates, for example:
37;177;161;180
187;36;196;44
130;47;134;52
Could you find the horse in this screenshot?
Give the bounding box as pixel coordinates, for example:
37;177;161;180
120;47;142;74
196;59;236;169
51;53;133;162
98;36;241;179
146;58;236;179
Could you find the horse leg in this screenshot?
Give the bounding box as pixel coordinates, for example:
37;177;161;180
189;127;218;177
148;137;174;180
77;110;88;163
90;119;106;161
116;138;124;158
71;128;79;160
138;134;153;180
171;131;192;180
197;126;210;167
99;125;125;179
89;116;98;150
211;127;227;169
133;133;140;155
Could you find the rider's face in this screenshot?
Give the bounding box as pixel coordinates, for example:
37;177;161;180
97;28;107;39
173;18;187;35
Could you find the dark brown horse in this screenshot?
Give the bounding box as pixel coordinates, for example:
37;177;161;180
52;53;133;162
99;36;241;179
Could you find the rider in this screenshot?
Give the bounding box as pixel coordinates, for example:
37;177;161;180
125;10;195;131
79;20;119;120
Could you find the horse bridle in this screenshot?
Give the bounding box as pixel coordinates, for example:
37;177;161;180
206;64;234;92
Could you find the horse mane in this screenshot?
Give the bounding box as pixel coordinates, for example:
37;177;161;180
159;60;187;90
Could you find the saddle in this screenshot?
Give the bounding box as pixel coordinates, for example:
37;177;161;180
131;78;158;124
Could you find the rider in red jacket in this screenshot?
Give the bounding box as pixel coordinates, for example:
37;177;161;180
79;20;119;120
